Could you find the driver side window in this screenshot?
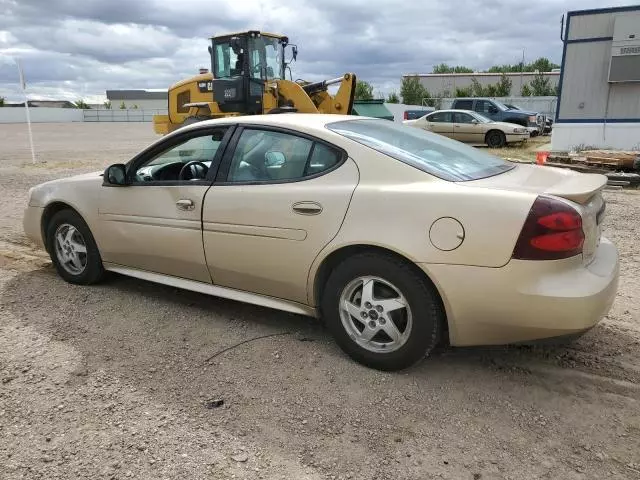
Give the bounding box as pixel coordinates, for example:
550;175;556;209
134;128;228;183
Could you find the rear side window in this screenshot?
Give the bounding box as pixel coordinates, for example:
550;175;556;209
455;100;473;109
427;111;452;123
327;119;513;182
307;143;341;175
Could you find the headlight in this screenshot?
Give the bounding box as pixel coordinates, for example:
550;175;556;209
513;128;527;134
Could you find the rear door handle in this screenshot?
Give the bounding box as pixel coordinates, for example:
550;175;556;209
292;201;323;215
176;199;195;211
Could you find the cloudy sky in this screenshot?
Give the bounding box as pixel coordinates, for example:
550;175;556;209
0;0;633;102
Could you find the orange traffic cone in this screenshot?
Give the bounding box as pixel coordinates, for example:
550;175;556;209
536;151;549;165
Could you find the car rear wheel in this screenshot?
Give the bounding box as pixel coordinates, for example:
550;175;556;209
486;130;506;148
46;209;104;285
321;253;444;371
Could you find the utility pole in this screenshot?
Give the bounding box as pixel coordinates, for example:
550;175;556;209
520;49;525;93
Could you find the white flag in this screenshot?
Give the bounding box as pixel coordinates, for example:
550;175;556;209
16;59;26;90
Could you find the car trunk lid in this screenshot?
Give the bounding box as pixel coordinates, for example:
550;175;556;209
466;164;607;264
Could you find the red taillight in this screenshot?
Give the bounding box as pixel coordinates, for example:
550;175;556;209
513;196;584;260
403;111;408;120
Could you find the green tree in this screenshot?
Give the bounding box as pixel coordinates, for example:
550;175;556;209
354;80;374;100
520;84;532;96
433;63;474;74
103;100;112;109
119;101;126;109
131;104;139;109
401;76;432;105
530;72;555;96
386;91;400;103
470;78;485;97
74;100;91;109
454;86;473;97
486;57;559;73
495;73;512;96
530;57;558;73
0;96;4;107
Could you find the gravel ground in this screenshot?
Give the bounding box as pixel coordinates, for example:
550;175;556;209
1;123;639;480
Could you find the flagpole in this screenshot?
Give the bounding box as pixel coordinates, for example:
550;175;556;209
16;59;36;164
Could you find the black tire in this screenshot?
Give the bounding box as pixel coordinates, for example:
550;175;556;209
46;209;104;285
321;253;444;371
486;130;506;148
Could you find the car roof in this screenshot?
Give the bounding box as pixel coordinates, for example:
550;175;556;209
425;109;480;114
181;113;365;132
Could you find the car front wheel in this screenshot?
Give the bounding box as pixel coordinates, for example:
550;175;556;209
321;253;444;371
46;209;105;285
486;130;506;148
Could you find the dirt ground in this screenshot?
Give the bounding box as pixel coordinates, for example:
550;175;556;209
1;122;639;480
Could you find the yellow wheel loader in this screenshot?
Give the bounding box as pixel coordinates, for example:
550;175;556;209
153;31;357;134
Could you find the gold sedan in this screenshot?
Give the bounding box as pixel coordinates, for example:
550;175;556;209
23;114;617;371
403;109;530;147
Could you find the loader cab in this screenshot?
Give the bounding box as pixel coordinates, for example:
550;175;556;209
210;31;288;115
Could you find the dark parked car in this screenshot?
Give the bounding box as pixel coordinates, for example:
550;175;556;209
450;98;544;136
504;103;553;134
403;108;435;120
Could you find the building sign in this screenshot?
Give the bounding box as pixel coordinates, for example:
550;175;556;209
619;46;640;55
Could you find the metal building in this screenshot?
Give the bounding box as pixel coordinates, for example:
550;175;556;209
404;72;560;98
553;5;640;150
105;89;168;110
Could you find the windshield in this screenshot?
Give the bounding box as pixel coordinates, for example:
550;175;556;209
248;36;284;80
492;100;510;111
327;119;513;182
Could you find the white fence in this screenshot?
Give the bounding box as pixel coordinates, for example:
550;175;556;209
83;109;167;122
0;107;84;123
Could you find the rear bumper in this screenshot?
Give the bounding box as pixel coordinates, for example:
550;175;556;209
23;206;45;249
420;237;619;346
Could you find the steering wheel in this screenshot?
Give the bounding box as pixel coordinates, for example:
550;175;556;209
179;161;209;181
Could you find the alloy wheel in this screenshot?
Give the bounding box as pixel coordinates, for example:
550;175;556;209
54;223;88;275
339;276;413;353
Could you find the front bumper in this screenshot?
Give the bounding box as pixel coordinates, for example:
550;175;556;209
420;237;619;346
23;206;45;249
505;133;530;143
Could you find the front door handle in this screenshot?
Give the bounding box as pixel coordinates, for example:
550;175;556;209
176;199;195;211
292;201;323;215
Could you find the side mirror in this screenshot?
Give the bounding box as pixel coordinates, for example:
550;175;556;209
265;151;286;167
104;164;127;186
292;45;298;61
208;45;213;56
471;119;479;124
489;106;498;114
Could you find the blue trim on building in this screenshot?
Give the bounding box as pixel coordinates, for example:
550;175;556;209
567;5;640;17
555;13;570;122
555;118;640;124
566;36;613;44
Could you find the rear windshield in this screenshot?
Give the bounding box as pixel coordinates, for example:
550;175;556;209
327;119;514;181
